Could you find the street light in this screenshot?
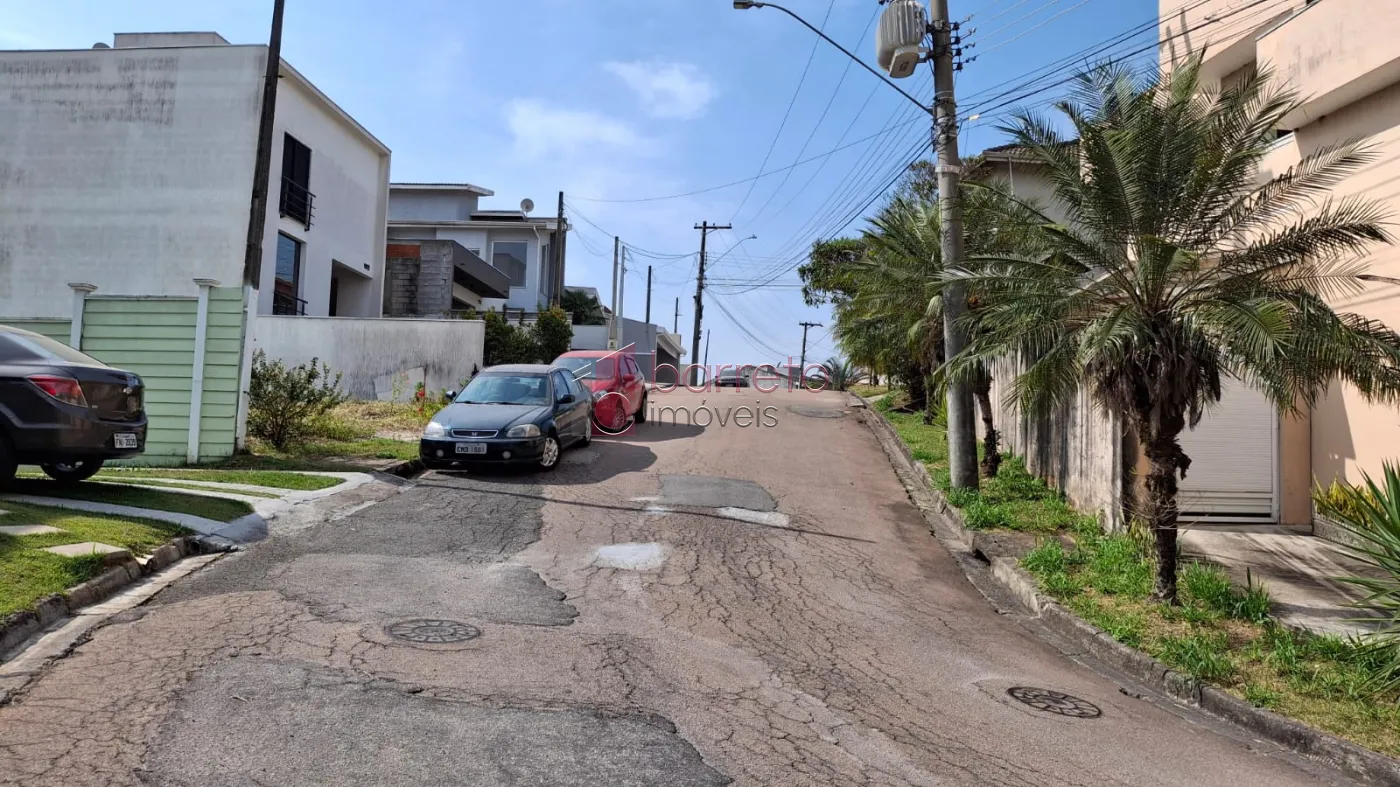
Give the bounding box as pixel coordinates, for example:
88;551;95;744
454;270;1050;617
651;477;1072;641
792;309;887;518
733;0;981;491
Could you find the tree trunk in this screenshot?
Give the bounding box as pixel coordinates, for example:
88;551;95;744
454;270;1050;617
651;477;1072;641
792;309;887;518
1140;426;1191;604
973;370;1000;478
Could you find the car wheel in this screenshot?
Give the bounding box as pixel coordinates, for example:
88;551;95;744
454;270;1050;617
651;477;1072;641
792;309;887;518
537;434;561;472
634;392;648;423
41;459;104;484
581;417;592;446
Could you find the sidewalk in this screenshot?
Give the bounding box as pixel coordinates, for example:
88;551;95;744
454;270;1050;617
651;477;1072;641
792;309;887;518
1180;524;1386;637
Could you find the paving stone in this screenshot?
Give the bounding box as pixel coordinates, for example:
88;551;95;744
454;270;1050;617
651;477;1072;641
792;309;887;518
41;542;129;558
0;525;64;537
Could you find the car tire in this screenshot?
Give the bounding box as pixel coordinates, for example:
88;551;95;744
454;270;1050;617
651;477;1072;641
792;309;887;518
41;459;104;484
581;418;592;446
634;392;648;423
537;434;561;472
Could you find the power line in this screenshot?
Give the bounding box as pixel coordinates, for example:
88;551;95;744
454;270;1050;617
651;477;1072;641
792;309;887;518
728;0;837;224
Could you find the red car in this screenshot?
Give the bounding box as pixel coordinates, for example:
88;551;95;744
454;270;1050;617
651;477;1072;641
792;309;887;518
553;350;647;431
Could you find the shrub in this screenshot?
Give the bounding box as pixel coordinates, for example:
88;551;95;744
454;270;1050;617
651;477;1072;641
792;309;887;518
531;306;573;363
1313;462;1400;695
247;350;348;449
483;310;539;366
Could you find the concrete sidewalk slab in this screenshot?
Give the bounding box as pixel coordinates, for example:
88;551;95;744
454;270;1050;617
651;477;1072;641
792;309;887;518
1179;525;1386;637
0;525;64;536
41;542;128;558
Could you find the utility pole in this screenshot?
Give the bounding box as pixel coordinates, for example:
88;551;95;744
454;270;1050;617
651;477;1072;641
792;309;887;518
691;222;732;384
552;191;565;306
618;247;627;334
609;237;620;350
931;0;978;491
798;321;822;384
644;265;652;325
673;298;679;334
703;330;711;368
241;0;287;288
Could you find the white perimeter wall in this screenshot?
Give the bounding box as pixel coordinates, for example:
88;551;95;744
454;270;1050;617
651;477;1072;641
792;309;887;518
259;72;389;318
253;316;485;400
0;45;264;318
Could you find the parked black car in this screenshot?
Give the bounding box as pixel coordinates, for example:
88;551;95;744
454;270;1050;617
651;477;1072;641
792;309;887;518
420;364;592;472
0;325;147;483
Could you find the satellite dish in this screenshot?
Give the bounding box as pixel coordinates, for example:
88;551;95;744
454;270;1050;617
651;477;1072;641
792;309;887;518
92;42;111;49
520;198;535;215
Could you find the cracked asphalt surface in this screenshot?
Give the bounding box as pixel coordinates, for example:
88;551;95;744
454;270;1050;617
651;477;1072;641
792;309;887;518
0;388;1351;785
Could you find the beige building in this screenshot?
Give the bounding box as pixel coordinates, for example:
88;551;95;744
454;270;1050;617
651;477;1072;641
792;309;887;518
1163;0;1400;503
966;0;1400;528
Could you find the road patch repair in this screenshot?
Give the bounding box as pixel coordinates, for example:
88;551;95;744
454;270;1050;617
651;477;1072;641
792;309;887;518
595;542;666;571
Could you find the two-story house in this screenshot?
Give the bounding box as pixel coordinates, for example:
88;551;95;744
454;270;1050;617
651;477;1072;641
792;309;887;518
386;183;568;313
0;31;391;320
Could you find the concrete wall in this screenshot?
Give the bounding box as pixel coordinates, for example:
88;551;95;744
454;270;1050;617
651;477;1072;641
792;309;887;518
389;191;480;221
0;45;263;318
257;68;390;318
1158;0;1298;83
989;355;1125;529
253;316;485;400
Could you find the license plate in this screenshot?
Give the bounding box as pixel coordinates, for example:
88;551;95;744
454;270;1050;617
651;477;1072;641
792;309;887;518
455;442;487;455
113;433;139;449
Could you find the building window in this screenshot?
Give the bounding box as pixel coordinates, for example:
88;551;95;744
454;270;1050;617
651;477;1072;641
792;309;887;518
492;241;529;288
273;233;305;315
280;133;315;229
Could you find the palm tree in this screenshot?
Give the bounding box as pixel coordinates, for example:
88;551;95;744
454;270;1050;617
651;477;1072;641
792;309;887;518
822;356;856;391
560;289;606;326
944;60;1400;602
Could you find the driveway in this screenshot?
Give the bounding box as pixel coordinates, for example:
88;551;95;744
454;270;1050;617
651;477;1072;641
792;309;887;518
0;387;1349;785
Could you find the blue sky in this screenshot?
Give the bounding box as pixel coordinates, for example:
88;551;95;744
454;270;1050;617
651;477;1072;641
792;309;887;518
1;0;1157;368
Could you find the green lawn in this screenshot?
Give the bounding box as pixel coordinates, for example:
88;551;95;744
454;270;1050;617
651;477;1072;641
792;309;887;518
1025;532;1400;757
874;398;1091;534
0;501;188;616
850;383;890;399
874;395;1400;757
246;436;418;463
5;478;253;522
99;478;282;499
95;468;343;492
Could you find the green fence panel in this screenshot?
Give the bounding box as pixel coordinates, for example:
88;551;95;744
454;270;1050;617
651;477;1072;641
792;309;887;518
1;320;73;345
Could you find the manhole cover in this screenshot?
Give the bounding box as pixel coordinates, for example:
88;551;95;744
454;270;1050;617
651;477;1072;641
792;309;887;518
1006;687;1101;718
386;619;481;644
785;405;846;419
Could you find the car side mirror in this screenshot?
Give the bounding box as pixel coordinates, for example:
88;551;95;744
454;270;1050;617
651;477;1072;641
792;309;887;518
623;373;636;384
557;393;575;405
446;390;458;401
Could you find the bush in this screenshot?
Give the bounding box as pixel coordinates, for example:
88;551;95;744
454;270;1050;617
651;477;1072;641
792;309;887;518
247;351;348;449
531;306;573;363
483;310;539;366
1313;463;1400;695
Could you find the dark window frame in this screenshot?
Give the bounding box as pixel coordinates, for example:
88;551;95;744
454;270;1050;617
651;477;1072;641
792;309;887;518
273;233;305;315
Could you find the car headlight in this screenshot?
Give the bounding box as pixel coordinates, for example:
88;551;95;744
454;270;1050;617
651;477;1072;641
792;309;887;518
506;423;541;438
591;390;605;402
423;421;447;438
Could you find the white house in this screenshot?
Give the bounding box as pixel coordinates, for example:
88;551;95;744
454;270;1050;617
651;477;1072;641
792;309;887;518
386;183;568;312
0;32;391;320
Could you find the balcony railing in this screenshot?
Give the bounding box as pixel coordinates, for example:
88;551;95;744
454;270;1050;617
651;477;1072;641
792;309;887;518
279;176;316;229
272;292;307;316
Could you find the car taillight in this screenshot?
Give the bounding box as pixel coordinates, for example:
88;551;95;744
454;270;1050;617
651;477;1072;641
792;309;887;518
27;375;89;408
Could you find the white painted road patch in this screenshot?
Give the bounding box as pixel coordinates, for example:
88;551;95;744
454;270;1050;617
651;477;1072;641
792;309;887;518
595;543;666;571
715;507;792;528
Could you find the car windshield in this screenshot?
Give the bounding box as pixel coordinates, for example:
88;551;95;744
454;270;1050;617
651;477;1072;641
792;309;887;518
555;356;615;381
455;374;550;406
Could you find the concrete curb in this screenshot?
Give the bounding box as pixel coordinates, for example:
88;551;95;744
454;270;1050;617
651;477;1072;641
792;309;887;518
0;535;231;659
857;398;1400;786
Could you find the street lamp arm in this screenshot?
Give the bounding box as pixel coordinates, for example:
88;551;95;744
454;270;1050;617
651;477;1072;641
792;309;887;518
743;1;931;116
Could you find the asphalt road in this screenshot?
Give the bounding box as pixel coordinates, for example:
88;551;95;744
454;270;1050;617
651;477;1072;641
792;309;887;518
0;388;1350;785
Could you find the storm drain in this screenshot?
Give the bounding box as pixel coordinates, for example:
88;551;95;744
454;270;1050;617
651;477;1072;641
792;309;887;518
1006;687;1101;719
386;619;482;645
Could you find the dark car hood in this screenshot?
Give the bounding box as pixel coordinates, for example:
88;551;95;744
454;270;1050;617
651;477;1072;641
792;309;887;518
436;403;548;431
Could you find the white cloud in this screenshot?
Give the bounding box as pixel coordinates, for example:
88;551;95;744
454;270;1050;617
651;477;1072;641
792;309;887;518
505;99;646;159
604;61;717;120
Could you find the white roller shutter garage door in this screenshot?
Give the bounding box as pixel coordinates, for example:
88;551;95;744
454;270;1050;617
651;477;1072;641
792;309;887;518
1175;379;1279;523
